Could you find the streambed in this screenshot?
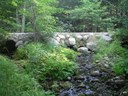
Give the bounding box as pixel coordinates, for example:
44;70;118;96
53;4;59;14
59;52;128;96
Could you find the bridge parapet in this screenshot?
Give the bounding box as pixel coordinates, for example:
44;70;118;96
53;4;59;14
8;32;112;51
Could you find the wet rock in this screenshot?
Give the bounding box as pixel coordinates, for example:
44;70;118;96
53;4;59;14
95;60;100;63
114;80;125;84
73;76;85;81
106;76;126;88
60;81;72;89
122;91;128;95
60;88;77;96
78;82;86;88
85;64;93;69
84;76;99;82
79;89;94;95
104;64;109;68
91;70;100;76
67;76;72;80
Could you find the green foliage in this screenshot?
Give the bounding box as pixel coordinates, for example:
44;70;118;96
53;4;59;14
68;0;112;32
0;55;55;96
15;43;78;80
57;47;79;61
24;0;61;33
114;29;128;48
0;30;7;51
95;39;128;75
113;52;128;75
38;52;78;80
95;39;126;60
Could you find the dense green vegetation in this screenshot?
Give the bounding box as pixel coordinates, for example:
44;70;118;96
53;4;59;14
0;0;128;95
0;55;55;96
15;43;78;80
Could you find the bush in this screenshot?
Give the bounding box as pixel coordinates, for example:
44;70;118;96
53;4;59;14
0;55;55;96
0;30;7;53
115;29;128;48
38;52;78;80
113;51;128;75
95;39;126;60
95;38;128;75
15;43;78;80
57;47;79;61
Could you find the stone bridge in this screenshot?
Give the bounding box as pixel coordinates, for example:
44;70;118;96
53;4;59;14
7;32;112;53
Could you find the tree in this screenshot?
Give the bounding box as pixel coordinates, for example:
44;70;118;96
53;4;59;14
21;0;60;41
0;0;20;32
69;0;112;32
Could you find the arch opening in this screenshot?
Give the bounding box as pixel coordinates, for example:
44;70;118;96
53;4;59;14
1;40;17;56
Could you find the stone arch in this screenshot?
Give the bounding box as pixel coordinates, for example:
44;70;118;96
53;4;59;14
3;39;17;55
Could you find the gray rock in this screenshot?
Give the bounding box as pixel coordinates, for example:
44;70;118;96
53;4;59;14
68;37;76;46
101;35;112;42
78;82;85;88
60;81;72;89
58;35;65;40
65;34;70;38
75;35;82;41
77;47;89;54
50;39;60;45
15;41;23;47
91;70;100;76
86;42;97;51
83;35;89;41
55;36;60;42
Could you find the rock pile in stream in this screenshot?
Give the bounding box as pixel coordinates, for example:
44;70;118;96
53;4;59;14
59;53;128;96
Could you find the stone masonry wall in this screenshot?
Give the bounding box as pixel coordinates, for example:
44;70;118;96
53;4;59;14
51;32;112;53
8;32;112;53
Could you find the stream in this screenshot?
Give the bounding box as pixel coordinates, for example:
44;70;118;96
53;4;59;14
59;52;128;96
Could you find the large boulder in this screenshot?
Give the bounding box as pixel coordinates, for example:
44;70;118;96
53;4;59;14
15;40;23;47
86;42;97;51
58;35;65;40
68;37;76;46
77;47;89;54
101;35;112;42
50;39;60;46
55;37;61;42
75;35;83;41
83;35;89;41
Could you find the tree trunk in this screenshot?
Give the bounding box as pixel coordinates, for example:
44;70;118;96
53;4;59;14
31;5;40;42
21;3;26;33
16;9;20;32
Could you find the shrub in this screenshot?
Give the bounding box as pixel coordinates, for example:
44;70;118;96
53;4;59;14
15;43;78;81
57;47;80;61
95;39;126;60
0;30;7;53
113;51;128;75
95;38;128;75
38;52;78;80
0;55;55;96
